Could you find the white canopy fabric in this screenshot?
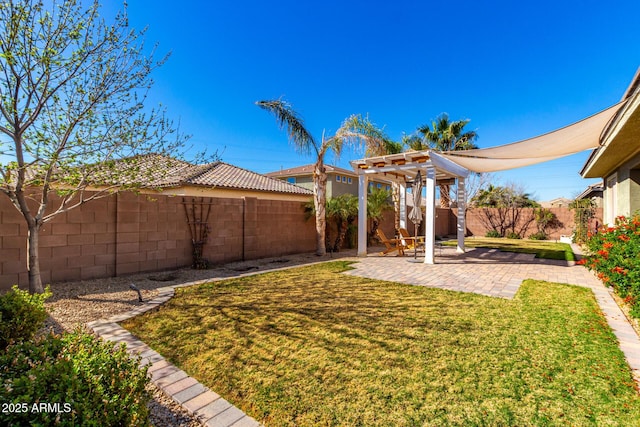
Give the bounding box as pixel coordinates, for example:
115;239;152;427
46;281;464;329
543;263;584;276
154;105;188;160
439;101;626;173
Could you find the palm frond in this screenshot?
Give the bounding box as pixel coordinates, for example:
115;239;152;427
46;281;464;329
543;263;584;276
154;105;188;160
417;113;478;152
335;114;393;156
256;99;317;155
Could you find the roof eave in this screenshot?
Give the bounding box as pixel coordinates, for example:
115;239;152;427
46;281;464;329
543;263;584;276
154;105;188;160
581;89;640;178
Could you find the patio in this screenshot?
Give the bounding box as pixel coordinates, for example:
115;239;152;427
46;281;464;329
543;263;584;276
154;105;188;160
345;245;597;299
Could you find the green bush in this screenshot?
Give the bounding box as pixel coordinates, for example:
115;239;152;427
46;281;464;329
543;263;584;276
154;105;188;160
581;214;640;317
0;330;150;426
0;285;51;349
505;231;522;239
485;229;501;238
528;231;548;240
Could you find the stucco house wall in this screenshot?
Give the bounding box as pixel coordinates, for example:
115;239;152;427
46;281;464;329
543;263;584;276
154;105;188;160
582;68;640;224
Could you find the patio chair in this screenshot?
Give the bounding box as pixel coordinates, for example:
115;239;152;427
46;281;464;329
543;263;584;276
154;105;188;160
398;228;425;252
399;227;443;257
375;229;407;256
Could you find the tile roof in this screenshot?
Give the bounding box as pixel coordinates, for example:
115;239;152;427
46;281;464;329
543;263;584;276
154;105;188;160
101;155;312;195
187;162;313;194
265;164;357;178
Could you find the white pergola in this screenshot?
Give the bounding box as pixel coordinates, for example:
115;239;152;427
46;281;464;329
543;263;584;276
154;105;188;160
350;150;471;264
349;101;628;264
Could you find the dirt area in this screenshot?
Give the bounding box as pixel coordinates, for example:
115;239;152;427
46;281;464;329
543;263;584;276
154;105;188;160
42;250;356;427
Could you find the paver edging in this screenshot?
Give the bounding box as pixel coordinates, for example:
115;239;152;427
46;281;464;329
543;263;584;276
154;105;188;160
86;278;266;426
85;261;338;426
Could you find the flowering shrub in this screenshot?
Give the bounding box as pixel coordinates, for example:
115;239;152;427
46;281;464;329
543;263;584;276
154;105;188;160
580;214;640;317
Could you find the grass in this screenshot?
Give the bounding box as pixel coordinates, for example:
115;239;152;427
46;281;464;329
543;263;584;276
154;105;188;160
442;237;576;261
123;262;640;426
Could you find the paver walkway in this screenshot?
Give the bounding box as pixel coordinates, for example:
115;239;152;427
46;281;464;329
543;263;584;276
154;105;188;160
344;245;640;385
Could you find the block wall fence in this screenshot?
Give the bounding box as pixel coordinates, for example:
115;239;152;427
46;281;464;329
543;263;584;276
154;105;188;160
0;192;317;291
0;192;603;291
461;207;604;240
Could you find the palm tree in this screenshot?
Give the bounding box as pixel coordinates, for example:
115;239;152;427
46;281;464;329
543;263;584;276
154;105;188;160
256;99;390;255
326;194;358;252
417;114;478;207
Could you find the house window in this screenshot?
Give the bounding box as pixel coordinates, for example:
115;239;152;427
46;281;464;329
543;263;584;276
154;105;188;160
606;173;617;225
336;175;341;182
286;177;296;184
386;185;390;191
342;176;348;183
377;183;382;188
348;177;352;184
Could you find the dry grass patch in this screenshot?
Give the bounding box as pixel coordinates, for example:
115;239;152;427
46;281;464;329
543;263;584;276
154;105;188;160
123;261;640;426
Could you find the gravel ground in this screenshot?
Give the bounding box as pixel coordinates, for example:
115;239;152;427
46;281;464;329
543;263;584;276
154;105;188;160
43;250;356;427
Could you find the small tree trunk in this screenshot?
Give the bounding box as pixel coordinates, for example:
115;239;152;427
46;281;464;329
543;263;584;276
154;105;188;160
334;220;349;252
369;218;381;243
27;225;45;294
314;162;327;256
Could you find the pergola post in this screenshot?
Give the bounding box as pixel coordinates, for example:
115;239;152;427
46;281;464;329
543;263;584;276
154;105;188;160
399;181;406;230
456;177;466;253
357;173;368;257
424;166;436;264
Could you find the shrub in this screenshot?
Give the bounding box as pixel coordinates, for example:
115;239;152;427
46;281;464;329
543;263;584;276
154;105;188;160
581;214;640;317
0;329;150;426
528;231;548;240
506;231;522;239
0;285;51;349
485;229;501;238
569;198;596;244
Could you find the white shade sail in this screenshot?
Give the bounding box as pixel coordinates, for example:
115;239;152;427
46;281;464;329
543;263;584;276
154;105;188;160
439;101;626;173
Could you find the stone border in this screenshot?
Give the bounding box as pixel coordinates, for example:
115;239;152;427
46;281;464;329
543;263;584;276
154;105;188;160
86;283;261;427
86;261;336;426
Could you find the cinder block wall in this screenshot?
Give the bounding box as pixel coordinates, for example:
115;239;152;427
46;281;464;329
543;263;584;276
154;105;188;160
463;207;603;239
0;192;316;291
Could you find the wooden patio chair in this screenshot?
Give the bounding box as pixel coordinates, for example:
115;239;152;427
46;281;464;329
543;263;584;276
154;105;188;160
399;227;443;256
398;227;425;252
375;229;406;256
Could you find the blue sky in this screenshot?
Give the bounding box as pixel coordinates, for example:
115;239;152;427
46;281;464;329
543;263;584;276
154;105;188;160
108;0;639;201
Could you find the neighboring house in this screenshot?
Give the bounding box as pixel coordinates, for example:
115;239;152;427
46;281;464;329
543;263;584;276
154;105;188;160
581;68;640;224
576;181;604;208
86;153;313;200
0;154;315;289
131;156;314;200
266;164;392;198
539;197;573;208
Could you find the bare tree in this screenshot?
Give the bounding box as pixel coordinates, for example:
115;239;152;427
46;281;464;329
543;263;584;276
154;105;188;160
471;182;539;238
0;1;192;293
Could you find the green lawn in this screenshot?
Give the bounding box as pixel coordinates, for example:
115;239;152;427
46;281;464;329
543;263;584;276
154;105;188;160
123;262;639;426
443;237;575;261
